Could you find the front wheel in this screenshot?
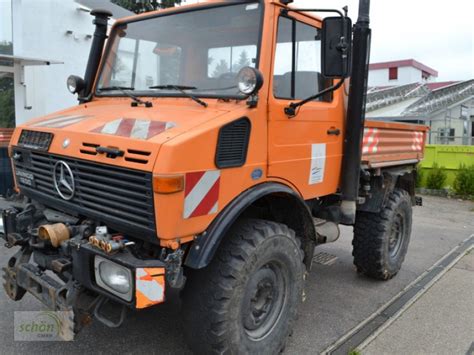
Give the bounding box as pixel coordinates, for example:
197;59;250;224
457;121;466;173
182;219;305;354
353;189;413;280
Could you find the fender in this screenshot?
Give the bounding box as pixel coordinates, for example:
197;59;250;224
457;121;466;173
358;165;416;213
184;182;316;269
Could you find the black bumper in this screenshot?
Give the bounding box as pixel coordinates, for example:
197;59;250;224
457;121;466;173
71;242;166;307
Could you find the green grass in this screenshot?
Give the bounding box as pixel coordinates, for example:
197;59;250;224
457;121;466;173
348;350;361;355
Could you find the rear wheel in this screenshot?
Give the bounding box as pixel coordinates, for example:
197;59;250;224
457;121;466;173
353;189;412;280
182;219;305;354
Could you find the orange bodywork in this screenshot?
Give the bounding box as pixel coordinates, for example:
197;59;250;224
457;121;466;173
8;0;427;249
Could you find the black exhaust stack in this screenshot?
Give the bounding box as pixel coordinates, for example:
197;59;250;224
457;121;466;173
82;9;113;98
340;0;371;224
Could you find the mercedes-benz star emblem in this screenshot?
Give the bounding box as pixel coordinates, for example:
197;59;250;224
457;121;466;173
53;161;75;200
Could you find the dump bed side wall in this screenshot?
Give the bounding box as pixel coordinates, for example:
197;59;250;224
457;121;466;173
362;120;429;168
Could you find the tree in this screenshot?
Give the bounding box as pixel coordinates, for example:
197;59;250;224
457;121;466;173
0;42;15;128
212;59;230;78
233;50;250;73
111;0;182;14
0;41;13;55
0;77;15;128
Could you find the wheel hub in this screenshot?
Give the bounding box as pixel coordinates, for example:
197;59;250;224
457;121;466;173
389;212;404;257
242;262;287;340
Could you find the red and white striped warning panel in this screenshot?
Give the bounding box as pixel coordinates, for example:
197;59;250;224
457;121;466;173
362;128;380;154
184;170;220;219
135;267;165;309
412;131;424;151
30;115;91;128
92;118;176;140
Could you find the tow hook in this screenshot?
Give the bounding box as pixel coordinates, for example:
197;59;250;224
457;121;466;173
165;249;186;289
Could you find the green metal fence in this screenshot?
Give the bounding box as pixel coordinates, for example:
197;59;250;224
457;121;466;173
420;145;474;187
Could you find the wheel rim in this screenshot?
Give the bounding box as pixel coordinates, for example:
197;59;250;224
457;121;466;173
242;261;288;341
389;212;405;257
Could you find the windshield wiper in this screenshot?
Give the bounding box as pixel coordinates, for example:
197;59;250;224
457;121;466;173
99;86;153;108
149;85;208;108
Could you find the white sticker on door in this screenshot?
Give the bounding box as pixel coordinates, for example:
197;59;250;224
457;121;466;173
309;144;326;185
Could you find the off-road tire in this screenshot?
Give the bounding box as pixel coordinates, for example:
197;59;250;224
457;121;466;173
182;219;305;354
353;189;412;280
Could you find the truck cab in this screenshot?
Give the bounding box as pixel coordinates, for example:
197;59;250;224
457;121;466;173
1;0;426;352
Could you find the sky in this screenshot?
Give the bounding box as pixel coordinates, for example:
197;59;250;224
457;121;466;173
2;0;473;81
293;0;474;81
186;0;474;81
0;0;12;44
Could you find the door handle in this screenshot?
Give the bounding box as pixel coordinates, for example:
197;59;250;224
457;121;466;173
327;128;341;136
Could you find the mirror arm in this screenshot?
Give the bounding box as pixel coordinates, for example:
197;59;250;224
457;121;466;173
284;78;345;117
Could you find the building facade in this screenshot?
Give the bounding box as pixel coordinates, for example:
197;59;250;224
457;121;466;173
366;80;474;145
0;0;131;128
368;59;438;87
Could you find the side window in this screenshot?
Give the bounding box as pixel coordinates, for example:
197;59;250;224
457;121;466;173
273;17;331;102
208;45;257;78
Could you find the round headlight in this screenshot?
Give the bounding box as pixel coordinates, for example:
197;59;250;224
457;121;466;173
237;67;264;96
66;75;85;94
98;260;131;294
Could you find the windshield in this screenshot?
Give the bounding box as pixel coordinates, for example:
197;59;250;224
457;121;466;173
96;2;262;99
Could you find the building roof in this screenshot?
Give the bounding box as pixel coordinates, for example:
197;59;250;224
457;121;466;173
403;79;474;117
425;81;460;91
75;0;134;19
366;83;430;113
0;54;63;66
366;79;474;119
369;59;438;77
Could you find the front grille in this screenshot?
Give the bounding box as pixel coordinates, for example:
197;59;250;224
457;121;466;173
13;149;157;241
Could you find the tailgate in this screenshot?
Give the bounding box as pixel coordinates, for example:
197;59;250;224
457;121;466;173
361;120;429;168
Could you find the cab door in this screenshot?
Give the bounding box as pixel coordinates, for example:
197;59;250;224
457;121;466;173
267;12;345;199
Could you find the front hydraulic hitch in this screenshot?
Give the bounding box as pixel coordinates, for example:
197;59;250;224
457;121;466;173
2;247;32;301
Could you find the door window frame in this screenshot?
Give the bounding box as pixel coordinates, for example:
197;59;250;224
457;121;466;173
271;14;333;103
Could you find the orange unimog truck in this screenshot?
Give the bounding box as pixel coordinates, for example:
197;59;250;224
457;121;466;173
1;0;427;352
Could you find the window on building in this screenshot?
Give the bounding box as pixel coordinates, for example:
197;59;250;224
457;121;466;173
273;16;332;102
421;70;430;80
471;120;474;145
389;67;398;80
438;128;455;142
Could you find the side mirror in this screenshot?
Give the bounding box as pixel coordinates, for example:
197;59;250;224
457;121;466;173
321;17;352;78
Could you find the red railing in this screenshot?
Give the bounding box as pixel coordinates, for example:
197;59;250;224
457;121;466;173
0;128;14;148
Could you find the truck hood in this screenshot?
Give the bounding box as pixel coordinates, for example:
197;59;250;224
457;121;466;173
18;99;232;171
